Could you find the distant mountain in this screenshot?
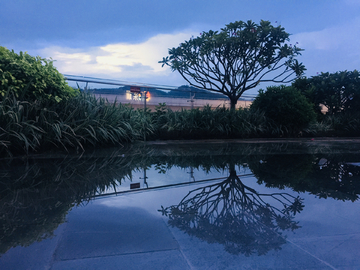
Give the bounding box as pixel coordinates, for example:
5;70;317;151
168;86;227;100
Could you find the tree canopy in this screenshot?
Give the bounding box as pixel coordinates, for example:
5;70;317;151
159;20;306;109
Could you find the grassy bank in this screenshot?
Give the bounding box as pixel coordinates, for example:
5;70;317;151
1;92;360;157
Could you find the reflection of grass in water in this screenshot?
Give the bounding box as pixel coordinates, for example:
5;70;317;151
0;190;72;255
0;144;238;255
0;143;251;255
0;149;138;256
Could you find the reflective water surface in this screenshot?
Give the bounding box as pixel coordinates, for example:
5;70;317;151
1;139;360;269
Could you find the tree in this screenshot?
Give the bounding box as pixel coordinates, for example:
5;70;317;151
250;85;316;131
159;20;306;109
293;70;360;115
249;153;360;202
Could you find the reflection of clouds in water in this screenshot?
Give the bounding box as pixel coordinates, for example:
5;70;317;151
97;164;250;195
97;181;235;218
131;165;231;187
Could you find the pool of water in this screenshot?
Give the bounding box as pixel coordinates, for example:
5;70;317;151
1;139;360;269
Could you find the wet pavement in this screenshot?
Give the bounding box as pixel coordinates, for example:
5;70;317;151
1;139;360;269
1;176;360;270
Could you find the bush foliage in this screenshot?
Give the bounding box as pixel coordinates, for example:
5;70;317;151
250;85;316;132
0;46;78;103
0;92;140;156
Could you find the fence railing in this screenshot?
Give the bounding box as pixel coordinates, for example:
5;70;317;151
64;74;255;110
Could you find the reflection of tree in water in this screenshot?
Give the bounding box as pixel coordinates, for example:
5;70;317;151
309;157;360;201
160;164;304;256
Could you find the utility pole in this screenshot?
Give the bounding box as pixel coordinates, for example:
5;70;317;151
187;90;195;109
140;168;148;188
188;167;195;182
144;90;148;110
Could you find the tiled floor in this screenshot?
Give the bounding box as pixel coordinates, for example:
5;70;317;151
1;181;360;270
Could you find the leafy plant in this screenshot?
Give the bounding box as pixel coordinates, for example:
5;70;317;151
0;46;78;103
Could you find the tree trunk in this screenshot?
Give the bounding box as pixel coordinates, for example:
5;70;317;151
229;97;237;110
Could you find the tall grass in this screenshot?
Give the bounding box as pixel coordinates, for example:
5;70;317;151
151;104;274;140
0;92;145;157
304;112;360;137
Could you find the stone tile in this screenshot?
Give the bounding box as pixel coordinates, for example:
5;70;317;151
166;225;334;270
288;233;360;270
54;205;179;261
0;223;66;270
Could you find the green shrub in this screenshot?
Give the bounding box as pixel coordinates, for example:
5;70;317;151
250;85;316;132
0;46;78;103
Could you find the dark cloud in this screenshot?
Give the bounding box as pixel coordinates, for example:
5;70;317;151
3;0;352;50
1;0;197;48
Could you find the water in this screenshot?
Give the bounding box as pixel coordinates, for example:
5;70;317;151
1;139;360;269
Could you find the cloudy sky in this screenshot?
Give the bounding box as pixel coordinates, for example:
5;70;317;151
1;0;360;94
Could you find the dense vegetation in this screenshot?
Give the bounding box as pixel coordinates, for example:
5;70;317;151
1;47;360;157
1;90;360;158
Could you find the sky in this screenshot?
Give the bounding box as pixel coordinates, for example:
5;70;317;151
1;0;360;95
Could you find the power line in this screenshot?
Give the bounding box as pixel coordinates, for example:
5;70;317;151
63;74;178;91
63;74;257;100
